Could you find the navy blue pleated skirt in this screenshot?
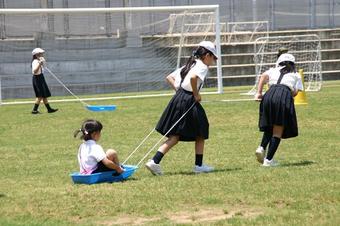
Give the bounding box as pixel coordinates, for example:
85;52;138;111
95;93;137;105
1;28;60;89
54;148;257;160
259;84;298;139
156;88;209;141
32;73;51;98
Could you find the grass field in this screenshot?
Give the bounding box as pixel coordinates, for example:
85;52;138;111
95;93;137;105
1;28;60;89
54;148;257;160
0;82;339;226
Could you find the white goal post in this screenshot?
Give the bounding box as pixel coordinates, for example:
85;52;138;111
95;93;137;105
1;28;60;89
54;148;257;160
226;21;269;43
0;5;223;103
246;34;322;95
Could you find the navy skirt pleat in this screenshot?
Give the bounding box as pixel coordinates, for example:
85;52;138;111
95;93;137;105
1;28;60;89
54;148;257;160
156;88;209;141
32;73;51;98
259;84;298;139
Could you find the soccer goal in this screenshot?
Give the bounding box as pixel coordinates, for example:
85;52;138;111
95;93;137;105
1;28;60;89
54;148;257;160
0;5;223;102
245;34;322;95
226;21;269;44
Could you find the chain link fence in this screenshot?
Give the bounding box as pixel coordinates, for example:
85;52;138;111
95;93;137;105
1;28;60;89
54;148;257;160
0;0;340;39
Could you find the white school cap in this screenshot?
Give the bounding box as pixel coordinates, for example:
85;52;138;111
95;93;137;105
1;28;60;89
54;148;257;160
276;53;295;65
32;48;45;56
198;41;218;59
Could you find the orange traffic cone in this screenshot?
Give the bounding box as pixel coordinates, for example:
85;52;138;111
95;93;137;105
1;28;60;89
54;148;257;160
294;69;308;105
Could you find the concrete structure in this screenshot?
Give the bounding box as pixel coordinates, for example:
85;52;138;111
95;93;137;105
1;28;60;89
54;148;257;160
1;27;340;99
1;1;340;99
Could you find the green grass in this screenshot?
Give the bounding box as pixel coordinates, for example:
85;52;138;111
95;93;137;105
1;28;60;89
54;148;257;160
0;82;339;226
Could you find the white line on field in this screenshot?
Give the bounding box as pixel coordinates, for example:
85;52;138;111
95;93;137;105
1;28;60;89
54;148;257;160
203;98;255;103
0;91;220;106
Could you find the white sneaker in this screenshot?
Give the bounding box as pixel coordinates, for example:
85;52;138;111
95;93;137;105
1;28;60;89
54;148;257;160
255;146;266;164
262;159;279;167
145;159;163;175
193;164;214;173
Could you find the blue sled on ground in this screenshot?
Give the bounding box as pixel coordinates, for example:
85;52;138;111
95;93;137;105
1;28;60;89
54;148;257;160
86;105;117;112
70;165;137;184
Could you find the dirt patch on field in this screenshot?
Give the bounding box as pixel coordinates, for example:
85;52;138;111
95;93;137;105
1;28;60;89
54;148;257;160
96;206;262;225
167;206;262;224
100;216;161;225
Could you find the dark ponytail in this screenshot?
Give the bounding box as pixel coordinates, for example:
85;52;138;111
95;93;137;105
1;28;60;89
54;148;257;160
279;61;296;75
180;55;196;81
31;55;38;67
180;46;213;81
277;47;288;58
74;119;103;141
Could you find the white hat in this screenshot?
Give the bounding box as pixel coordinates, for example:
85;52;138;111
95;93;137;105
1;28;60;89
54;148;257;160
32;48;45;56
276;53;295;65
198;41;218;59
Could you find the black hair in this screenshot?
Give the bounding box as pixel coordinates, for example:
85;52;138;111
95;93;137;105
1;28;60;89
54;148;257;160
279;61;296;75
74;119;103;141
31;55;38;66
277;47;288;58
180;46;215;81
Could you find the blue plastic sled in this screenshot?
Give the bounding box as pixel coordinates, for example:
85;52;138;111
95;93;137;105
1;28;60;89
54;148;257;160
70;165;137;184
86;105;117;112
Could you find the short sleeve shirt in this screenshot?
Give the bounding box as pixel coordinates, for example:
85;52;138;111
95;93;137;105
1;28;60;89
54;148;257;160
167;66;184;90
32;59;44;75
267;67;304;91
180;59;208;92
77;140;106;174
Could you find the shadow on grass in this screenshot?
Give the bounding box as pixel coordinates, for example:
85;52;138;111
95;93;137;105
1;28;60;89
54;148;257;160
280;160;315;167
0;193;6;198
124;177;139;182
165;167;242;176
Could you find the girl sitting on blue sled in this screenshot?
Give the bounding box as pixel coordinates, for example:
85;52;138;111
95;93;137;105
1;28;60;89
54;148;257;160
74;119;124;175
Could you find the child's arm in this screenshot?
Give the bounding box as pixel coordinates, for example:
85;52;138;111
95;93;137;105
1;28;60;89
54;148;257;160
32;60;43;74
190;75;201;102
292;74;304;97
166;74;177;91
292;89;299;97
255;73;269;101
101;158;124;173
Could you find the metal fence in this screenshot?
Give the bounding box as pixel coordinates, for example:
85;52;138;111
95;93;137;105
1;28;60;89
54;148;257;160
0;0;339;36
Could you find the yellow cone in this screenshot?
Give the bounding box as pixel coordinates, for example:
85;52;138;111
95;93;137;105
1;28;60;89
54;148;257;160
294;69;308;105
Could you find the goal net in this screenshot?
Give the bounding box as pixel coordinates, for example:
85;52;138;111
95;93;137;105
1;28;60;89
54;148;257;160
247;34;322;95
226;21;269;44
0;6;222;102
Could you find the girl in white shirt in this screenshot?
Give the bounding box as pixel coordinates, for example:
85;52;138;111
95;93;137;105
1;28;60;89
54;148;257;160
31;48;58;114
255;53;303;167
145;41;217;175
74;119;124;175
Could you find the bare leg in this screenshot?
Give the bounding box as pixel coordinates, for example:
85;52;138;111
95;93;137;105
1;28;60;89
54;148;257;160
43;98;58;113
158;135;179;155
195;137;204;154
35;97;42;104
194;137;205;166
193;137;213;171
272;125;284;138
146;136;179;175
106;149;120;165
42;98;48;104
265;125;284;161
32;98;43;113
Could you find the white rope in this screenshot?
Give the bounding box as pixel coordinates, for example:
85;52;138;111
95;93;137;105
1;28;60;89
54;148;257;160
44;66;89;107
201;98;255;103
136;101;196;167
122;127;156;165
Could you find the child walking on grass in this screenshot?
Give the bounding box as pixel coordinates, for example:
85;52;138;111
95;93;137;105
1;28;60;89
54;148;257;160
145;41;217;175
255;53;304;167
31;48;58;114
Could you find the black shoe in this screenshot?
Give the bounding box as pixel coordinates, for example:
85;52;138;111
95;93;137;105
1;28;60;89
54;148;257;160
31;110;41;114
48;108;58;113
